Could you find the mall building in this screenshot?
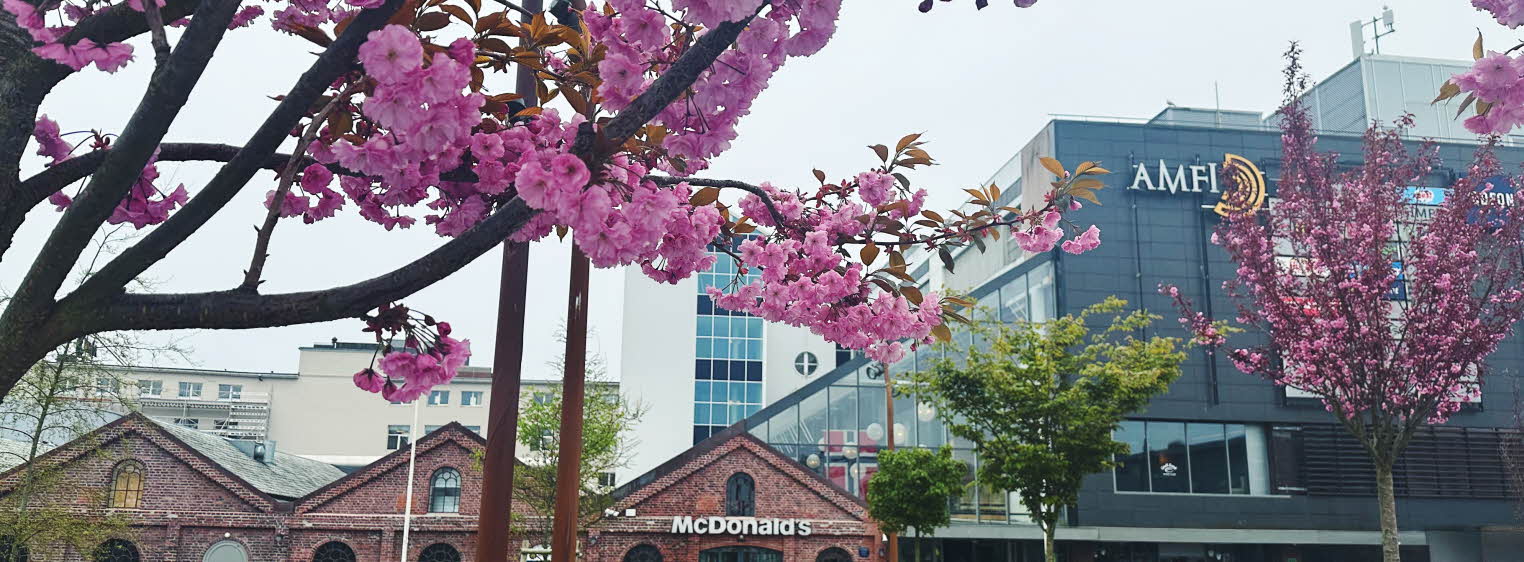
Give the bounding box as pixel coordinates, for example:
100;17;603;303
710;52;1524;561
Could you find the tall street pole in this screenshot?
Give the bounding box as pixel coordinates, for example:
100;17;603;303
883;365;898;562
550;244;591;561
476;1;544;560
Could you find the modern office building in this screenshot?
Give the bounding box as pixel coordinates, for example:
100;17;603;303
621;244;851;478
32;341;605;468
722;52;1524;562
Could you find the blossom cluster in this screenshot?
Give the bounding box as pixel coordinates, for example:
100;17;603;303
33;116;189;227
1;0;270;73
350;303;472;403
588;0;841;172
1450;51;1524;134
1474;0;1524;27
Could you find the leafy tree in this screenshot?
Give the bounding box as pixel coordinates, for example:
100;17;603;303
498;326;644;546
0;0;1102;408
1172;47;1524;562
912;297;1186;562
865;445;966;562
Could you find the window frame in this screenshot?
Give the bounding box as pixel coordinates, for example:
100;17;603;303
107;460;146;509
216;384;242;401
428;390;450;406
428;467;462;513
460;391;483;407
724;472;756;516
137;379;162;397
311;541;357;562
387;425;411;450
178;382;202;398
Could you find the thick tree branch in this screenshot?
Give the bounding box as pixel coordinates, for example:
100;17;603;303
3;0;243;319
86;198;539;332
142;3;173;67
68;0;405;304
0;0;201;262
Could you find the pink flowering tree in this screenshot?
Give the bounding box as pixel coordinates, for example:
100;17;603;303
1173;48;1524;562
0;0;1105;403
1437;1;1524;133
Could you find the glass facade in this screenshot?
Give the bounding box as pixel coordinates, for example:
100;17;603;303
694;245;764;444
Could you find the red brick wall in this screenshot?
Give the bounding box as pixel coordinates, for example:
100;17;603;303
302;440;483;516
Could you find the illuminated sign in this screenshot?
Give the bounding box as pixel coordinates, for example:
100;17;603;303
669;516;813;536
1126;154;1267;216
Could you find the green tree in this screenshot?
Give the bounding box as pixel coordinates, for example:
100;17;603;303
912;297;1187;562
866;446;967;562
501;326;645;547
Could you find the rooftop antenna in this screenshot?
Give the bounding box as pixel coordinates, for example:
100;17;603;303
1350;6;1396;58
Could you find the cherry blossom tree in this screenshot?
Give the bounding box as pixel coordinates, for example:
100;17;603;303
0;0;1104;404
1172;47;1524;562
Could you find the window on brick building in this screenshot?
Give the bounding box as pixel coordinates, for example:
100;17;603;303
311;542;356;562
624;544;663;562
107;460;145;509
724;472;755;516
0;535;28;562
816;548;852;562
91;539;139;562
202;540;248;562
387;425;410;450
430;467;462;513
418;543;461;562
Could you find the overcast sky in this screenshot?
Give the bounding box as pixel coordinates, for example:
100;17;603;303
1;0;1506;381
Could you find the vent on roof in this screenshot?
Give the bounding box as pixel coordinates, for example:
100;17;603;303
231;439;278;464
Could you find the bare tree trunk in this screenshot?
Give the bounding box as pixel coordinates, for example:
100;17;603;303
1375;460;1401;562
1041;513;1057;562
913;528;920;562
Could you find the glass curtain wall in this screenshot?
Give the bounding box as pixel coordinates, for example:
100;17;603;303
744;261;1058;526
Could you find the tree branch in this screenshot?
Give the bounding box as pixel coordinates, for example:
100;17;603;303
598;16;751;147
67;0;405;305
2;0;243;323
142;2;172;67
646;175;788;228
87;198;539;332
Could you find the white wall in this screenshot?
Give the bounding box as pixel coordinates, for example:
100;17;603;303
620;268;699;479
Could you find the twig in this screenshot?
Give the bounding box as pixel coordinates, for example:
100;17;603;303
142;0;172;67
645;175;789;229
491;0;535;18
239;88;353;291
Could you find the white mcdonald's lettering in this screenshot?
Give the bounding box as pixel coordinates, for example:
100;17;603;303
667;516;814;536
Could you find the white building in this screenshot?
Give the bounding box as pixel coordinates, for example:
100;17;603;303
118;340;605;467
619;247;847;479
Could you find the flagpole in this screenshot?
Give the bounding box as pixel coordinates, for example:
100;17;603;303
401;398;422;561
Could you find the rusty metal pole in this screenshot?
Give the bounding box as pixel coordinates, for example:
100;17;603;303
884;366;899;562
550;245;591;562
476;1;544;560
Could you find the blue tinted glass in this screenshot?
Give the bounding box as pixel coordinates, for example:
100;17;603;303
731;363;748;381
730;405;745;422
748;318;762;338
731;318;746;338
697;317;712;336
711;381;727;401
746;404;761;417
695;381;711;402
695;404;711;425
732;340;747;359
696;338;711;359
714;318;729;337
714;340;729;359
730;383;746;401
697;295;712;315
746;382;762;403
747;362;763;381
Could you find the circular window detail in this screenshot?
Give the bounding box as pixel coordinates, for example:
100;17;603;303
418;544;461;562
793;352;819;376
202;540;248;562
817;547;852;562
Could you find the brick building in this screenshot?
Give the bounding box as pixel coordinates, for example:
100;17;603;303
0;414;880;561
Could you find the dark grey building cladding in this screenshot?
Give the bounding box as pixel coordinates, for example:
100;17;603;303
1048;117;1524;533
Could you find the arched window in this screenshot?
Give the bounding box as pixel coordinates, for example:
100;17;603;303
698;546;781;562
107;461;145;509
816;547;852;562
311;542;356;562
418;543;461;562
91;539;140;562
201;540;248;562
0;536;29;562
623;544;663;562
429;467;461;513
724;472;755;516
